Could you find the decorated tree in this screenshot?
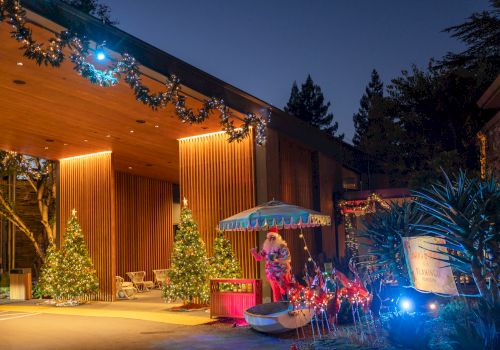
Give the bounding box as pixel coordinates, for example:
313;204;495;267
210;233;241;286
162;201;210;304
37;210;99;303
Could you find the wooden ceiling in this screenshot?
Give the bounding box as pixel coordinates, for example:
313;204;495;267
0;20;236;183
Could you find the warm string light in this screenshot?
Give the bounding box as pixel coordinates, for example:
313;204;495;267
0;0;270;145
477;132;487;180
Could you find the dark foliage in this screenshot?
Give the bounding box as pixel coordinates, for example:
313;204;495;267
61;0;117;25
285;75;344;140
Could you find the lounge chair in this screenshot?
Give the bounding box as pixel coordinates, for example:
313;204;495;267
116;276;137;299
126;271;154;292
153;269;169;288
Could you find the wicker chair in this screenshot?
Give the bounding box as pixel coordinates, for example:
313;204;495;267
153;269;169;289
115;276;137;299
126;271;154;292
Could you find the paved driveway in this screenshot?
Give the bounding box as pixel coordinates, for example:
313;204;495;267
0;312;294;350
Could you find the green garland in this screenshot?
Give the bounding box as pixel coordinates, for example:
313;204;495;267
0;0;269;144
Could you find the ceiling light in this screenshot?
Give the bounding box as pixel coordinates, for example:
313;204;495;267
154;125;159;128
136;120;146;124
129;130;134;133
44;146;49;150
84;139;88;142
106;134;111;138
128;166;133;170
16;62;23;66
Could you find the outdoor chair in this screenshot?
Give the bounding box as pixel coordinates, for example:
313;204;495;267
152;269;170;289
126;271;154;292
115;276;137;299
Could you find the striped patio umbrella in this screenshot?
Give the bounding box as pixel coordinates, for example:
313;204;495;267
218;200;331;231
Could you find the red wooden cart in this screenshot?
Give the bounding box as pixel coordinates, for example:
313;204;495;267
210;279;262;318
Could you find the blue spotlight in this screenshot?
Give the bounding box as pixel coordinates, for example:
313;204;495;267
96;51;106;61
400;298;413;312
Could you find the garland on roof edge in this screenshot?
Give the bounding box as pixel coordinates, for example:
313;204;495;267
0;0;269;145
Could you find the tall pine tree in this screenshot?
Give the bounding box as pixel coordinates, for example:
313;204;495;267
352;69;384;146
285;75;344;140
162;201;210;304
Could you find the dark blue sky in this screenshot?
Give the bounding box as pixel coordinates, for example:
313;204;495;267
101;0;491;143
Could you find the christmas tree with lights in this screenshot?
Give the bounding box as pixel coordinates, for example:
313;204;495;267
162;200;210;304
38;210;99;303
210;233;241;280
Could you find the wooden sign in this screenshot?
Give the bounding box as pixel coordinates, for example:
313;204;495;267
403;236;458;295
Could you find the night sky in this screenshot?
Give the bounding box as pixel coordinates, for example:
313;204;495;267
101;0;491;143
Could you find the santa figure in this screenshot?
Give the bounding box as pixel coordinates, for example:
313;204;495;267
251;227;293;301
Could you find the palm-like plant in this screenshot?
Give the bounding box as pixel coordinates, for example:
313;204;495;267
413;171;499;306
357;201;424;286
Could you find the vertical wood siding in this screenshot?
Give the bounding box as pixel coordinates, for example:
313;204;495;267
179;132;257;278
318;154;343;260
276;136;317;275
59;152;115;301
115;172;173;282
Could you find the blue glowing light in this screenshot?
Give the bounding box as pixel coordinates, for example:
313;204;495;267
96;52;106;61
400;298;413;312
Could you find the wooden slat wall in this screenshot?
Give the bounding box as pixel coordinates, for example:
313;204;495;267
276;135;317;275
318;154;343;260
264;130;318;274
179;132;257;278
115;172;173;282
59;152;115;301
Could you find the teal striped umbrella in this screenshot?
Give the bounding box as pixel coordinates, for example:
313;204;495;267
218;200;331;231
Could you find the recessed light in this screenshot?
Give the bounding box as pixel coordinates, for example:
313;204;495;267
129;130;134;133
16;62;23;66
45;139;54;143
84;139;88;142
63;143;68;146
154;125;159;128
145;164;153;167
128;166;133;170
12;79;26;85
106;134;111;138
135;120;146;124
44;146;49;150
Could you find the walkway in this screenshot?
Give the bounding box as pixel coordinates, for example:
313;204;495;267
0;290;211;326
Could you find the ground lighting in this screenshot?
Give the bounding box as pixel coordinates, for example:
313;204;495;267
399;298;413;312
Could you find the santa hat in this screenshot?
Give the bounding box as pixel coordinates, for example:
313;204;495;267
267;226;279;234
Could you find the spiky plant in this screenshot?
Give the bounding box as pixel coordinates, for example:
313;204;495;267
413;171;499;306
357;201;424;285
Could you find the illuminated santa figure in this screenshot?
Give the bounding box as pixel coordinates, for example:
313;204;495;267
251;227;293;301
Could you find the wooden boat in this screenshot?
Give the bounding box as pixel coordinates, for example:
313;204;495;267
244;302;313;334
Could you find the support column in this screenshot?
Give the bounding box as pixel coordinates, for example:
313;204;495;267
59;152;116;301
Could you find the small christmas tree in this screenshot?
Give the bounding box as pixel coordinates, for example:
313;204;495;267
210;233;241;280
162;200;210;304
38;210;99;304
37;244;60;298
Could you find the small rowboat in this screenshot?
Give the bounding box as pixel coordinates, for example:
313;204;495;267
244;302;313;334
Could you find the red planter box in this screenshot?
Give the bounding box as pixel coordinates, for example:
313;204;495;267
210;279;262;319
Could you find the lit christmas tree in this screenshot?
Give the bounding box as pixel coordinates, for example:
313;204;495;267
38;244;60;298
210;233;241;280
38;210;99;304
162;200;210;304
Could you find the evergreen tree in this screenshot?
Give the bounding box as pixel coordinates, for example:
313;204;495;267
61;0;117;25
210;233;241;280
37;245;60;298
352;69;384;146
162;203;210;304
285;75;344;140
37;211;99;302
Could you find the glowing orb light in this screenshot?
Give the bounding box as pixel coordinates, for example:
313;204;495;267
400;298;413;312
96;52;106;61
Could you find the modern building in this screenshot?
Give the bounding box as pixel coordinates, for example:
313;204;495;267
0;0;382;301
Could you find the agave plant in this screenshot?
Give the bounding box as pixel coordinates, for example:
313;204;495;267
413;171;499;307
357;201;424;286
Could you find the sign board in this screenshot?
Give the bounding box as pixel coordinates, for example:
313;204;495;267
402;236;458;295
